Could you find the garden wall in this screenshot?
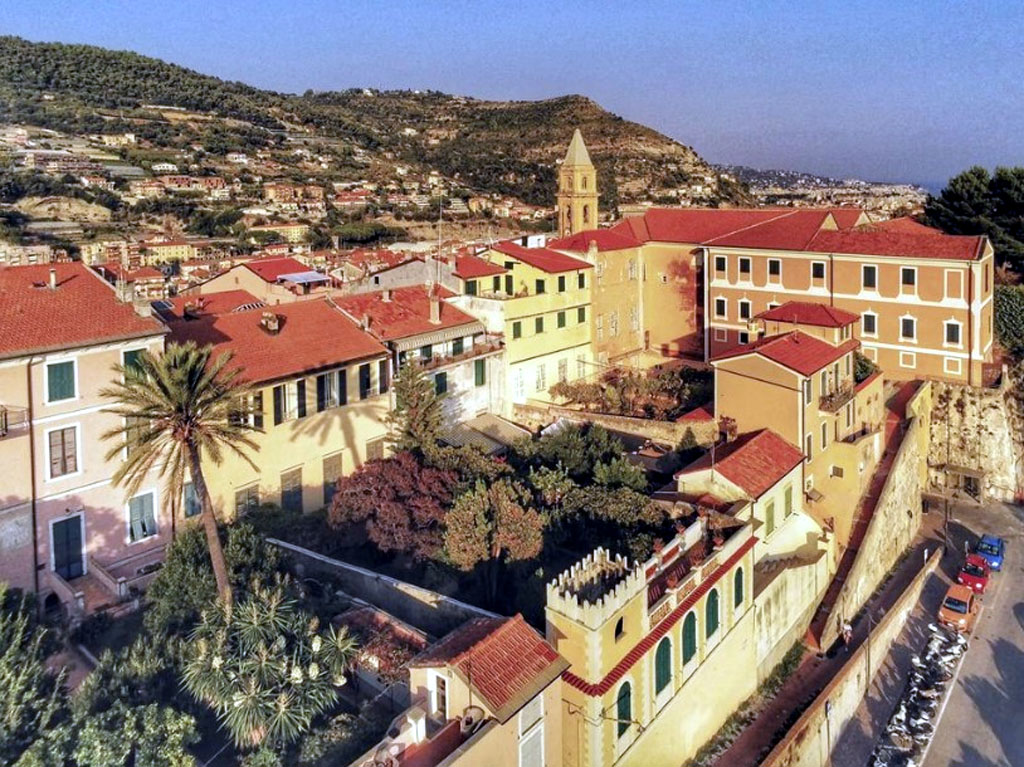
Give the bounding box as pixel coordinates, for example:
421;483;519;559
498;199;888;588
512;402;718;446
759;549;940;767
269;538;497;638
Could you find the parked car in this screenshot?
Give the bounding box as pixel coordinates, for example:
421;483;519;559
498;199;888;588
938;584;980;633
974;534;1006;571
956;554;990;593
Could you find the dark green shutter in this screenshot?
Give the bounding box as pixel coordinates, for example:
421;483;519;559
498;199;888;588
338;369;348;404
296;380;307;418
577;306;586;322
683;612;697;664
474;358;486;387
273;385;284;425
655;638;672;694
252;392;264;429
616;682;631;737
465;280;477;295
706;590;720;638
735;568;745;607
48;361;75;401
316;374;327;412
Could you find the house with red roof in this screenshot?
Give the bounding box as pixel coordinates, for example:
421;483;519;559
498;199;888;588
165;297;390;516
189;255;332;304
0;263;169;617
335;285;505;423
92;261;167;300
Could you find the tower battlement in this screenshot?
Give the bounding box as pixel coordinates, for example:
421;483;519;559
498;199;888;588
546;547;645;630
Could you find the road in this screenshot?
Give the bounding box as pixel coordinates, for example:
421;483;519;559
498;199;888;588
924;501;1024;767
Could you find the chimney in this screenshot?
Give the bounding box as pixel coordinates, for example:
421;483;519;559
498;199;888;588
362;313;371;330
429;291;441;325
381;288;391;302
587;239;599;261
48;267;57;290
260;311;281;334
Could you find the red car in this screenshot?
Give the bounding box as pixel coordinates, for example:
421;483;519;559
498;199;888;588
957;553;990;594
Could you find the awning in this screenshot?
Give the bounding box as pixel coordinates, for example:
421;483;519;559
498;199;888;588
276;271;329;284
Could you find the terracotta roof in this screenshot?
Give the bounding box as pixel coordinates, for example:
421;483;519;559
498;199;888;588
873;217;942;235
562;536;757;696
806;228;985;261
153;290;264;322
490;240;592;274
166;299;385;384
96;262;165;282
707;209;837;250
410;615;568;723
756;301;859;328
243;257;312;282
452;254;506;279
712;331;859;376
613;208;794;244
0;263;166;360
676;430;804;499
829;208;867;229
334;285;479;341
677;401;715;422
548;228;641;252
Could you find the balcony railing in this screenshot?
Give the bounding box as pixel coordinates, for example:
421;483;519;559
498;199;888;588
0;405;29;439
819;384;855;413
419;337;504;371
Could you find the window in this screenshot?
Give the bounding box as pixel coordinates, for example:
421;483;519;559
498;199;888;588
577;306;586;323
714;297;727;318
578;273;586;289
123;349;144;374
519;695;543;734
862;312;877;336
820;370;828;394
811;262;826;280
512;321;522;339
630;307;639;331
558;358;568;383
945;321;961;346
474;358;486;387
714;328;728;342
317;372;339;411
628;259;637;280
803;379;812;405
434;372;448;395
505;274;514;295
901;267;916;289
493;275;501;293
705;589;720;638
48;426;78;478
614;616;625;640
127;491;157;542
714;256;726;274
558;275;566;292
616;682;632;738
609;311;619;337
535;279;546;295
583;204;590;223
768;259;781;280
420;344;433;360
535;364;546;392
734;567;745;607
739;257;751;278
281;468;302;512
900;316;917;341
577;355;586;379
557;311;566;328
805;433;813;460
432;675;448;718
535;316;544;334
821;421;829;450
654;638;672;695
465;279;477;296
452;337;464;356
124;414;145;458
46;360;76;403
739;331;749;345
337;369;348;405
184;482;201;518
366;437;386;461
784;485;793;516
378;360;389;394
944;357;962;376
295;380;307;418
235;484;259;515
900;351;917;369
519;710;544;767
323;454;343;506
830;465;845;478
862;265;877;290
359;364;372;399
765;500;775;536
739;299;751;320
682;611;697;664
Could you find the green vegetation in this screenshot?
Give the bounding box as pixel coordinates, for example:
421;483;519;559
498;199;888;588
549;365;713;420
996;284;1024;357
854;350;879;384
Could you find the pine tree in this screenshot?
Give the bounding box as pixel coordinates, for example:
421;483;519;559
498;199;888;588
384;362;444;454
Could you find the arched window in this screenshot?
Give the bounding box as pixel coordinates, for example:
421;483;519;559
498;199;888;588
682;611;697;664
581;175;587;190
706;589;720;639
734;567;745;607
654;637;672;695
614;616;624;641
583;204;590;224
616;681;632;738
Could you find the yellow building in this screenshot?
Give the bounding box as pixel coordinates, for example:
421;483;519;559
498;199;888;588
141;238;198;265
557;129;599;237
250;222;311;243
163;296;390;516
450;238;594;412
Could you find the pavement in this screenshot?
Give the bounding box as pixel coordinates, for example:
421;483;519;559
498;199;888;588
922;501;1024;767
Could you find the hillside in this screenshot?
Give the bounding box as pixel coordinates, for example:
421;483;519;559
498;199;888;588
0;36;748;208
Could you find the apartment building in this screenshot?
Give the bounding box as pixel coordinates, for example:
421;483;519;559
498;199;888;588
249;222;310;243
191;256;331;304
140;238;198;265
335;285;505;423
162;297;390;516
0;263;169;616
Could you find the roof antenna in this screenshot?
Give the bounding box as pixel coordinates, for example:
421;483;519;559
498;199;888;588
436;193;444;285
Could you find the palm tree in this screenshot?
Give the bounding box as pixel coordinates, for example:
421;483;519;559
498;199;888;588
101;341;259;609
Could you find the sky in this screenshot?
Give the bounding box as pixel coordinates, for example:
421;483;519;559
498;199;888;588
3;1;1023;188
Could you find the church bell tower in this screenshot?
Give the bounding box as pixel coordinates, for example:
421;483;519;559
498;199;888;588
557;129;598;236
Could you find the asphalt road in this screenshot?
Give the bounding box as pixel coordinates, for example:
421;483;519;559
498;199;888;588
924;501;1024;767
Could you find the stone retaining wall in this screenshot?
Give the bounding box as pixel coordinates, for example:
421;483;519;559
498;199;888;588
512;402;718;446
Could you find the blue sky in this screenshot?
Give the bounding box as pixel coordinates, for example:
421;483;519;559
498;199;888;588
4;1;1022;187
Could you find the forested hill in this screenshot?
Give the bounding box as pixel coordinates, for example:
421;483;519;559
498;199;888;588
0;36;748;207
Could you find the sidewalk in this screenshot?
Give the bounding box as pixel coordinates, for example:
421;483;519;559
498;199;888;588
711;514;946;767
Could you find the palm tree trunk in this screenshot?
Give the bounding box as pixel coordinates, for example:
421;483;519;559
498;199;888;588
187;441;233;610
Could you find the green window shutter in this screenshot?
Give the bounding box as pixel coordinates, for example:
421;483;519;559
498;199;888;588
452;337;464;355
474;358;486;387
682;612;697;664
323;454;343;506
535;279;545;294
535;317;544;334
766;501;775;536
734;568;745;607
706;589;720;638
47;361;75;402
281;468;302;512
252;392;264;429
434;372;447;395
123;350;143;374
420;344;433;359
512;321;521;339
129;493;155;541
577;306;586;323
655;638;672;694
492;275;501;292
616;682;631;738
273;385;284;425
785;486;793;516
465;280;477;295
184;482;201;518
359;364;371;399
578;273;586;289
316;374;327;412
295;380;307;418
557;311;566;328
338;369;348;405
379;360;390;394
558;275;566;292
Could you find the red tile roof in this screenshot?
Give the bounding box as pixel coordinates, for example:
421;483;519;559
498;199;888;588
410;615;567;722
756;301;859;328
707;209;838;250
334;285;479;341
153;290;264;322
548;228;641;252
166;299;385;384
612;208;794;244
805;228;985;261
0;263;166;360
453;254;506;279
562;536;757;696
676;430;804;499
829;208;867;229
490;240;592;273
712;331;859;376
96;262;165;281
244;256;313;282
677;401;715;422
873;217;942;235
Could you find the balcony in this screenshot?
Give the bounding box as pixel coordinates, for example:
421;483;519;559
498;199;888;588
0;405;29;439
819;384;855;413
419;336;503;371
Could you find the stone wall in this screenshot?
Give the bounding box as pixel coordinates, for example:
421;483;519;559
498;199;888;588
928;370;1023;501
512;402;718;446
760;549;940;767
269;538;496;637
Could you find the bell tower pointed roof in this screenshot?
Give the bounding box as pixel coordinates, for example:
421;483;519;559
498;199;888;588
563;128;593;167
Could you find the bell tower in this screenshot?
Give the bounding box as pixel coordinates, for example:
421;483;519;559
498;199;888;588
557;128;598;236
